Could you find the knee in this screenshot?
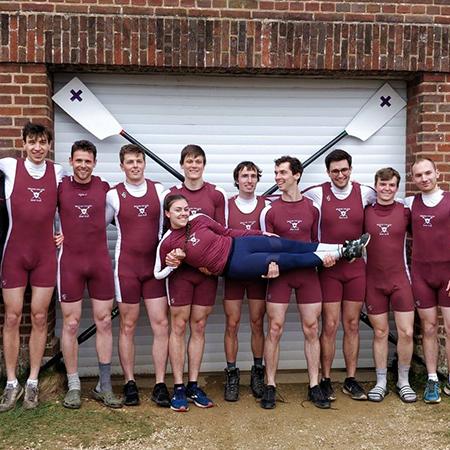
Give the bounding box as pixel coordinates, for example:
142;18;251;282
373;327;389;341
191;318;207;337
172;319;187;337
120;318;136;337
302;320;319;341
322;318;339;337
422;320;438;338
95;314;112;334
31;311;48;329
250;315;264;334
152;317;169;336
343;317;360;335
4;311;21;329
64;318;80;336
398;326;414;341
268;320;284;340
226;317;240;336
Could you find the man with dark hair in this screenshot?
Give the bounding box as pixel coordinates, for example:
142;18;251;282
0;122;64;412
259;156;331;409
106;144;170;408
405;157;450;404
58;140;121;409
163;144;227;411
303;149;375;402
365;167;416;403
223;161;271;402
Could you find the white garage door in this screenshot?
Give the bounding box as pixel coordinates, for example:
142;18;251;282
54;73;407;376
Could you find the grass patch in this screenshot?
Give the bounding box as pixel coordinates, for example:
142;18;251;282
0;400;159;450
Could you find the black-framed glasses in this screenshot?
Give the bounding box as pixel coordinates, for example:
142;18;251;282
329;168;350;176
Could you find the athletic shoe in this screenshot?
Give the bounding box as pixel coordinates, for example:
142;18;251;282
170;386;189;412
91;389;123;408
423;379;441;404
63;389;82;409
224;368;240;402
250;365;265;399
123;380;140;406
319;378;336;402
151;383;170;408
308;385;331;409
23;384;39;410
260;385;276;409
341;233;371;262
186;385;214;408
342;377;368;400
0;384;24;413
443;382;450;397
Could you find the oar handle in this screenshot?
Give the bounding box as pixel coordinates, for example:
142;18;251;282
262;130;348;196
120;130;184;183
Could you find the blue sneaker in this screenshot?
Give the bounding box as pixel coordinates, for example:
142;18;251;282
170;386;189;412
423;379;441;404
186;385;214;408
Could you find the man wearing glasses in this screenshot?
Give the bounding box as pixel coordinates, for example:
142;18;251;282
303;149;376;402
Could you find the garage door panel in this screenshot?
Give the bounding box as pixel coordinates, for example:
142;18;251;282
54;73;405;376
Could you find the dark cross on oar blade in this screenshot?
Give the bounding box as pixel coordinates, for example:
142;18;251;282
380;95;391;107
70;89;83;102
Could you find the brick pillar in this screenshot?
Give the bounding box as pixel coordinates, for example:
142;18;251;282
0;62;59;376
406;72;450;374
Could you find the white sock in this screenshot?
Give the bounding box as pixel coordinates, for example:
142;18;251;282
26;378;38;387
67;372;81;391
375;368;387;389
428;373;438;382
397;365;410;388
6;379;18;389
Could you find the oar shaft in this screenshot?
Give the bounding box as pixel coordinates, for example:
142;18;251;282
263;130;348;196
120;130;184;183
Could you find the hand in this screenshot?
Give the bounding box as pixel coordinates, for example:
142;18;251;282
322;254;337;268
263;231;279;237
199;267;213;276
165;249;186;267
54;233;64;248
262;261;280;279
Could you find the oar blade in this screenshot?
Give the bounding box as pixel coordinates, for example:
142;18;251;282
52;77;123;140
345;83;406;141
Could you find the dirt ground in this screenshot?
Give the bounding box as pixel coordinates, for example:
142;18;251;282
1;371;450;450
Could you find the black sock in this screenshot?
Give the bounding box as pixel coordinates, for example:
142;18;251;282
174;384;184;390
227;361;236;370
254;357;263;368
187;381;197;389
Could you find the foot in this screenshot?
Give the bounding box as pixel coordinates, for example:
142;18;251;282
367;385;389;402
341;233;371;262
123;380;140;406
186;385;214;408
92;389;123;408
308;385;331;409
250;365;265;399
260;385;276;409
423;379;441;404
151;383;170;408
23;384;39;410
63;389;82;409
397;384;417;403
342;377;367;400
0;384;24;413
170;386;189;412
224;368;240;402
319;378;336;402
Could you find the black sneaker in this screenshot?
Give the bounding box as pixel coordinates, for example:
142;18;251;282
319;378;336;402
308;385;331;409
151;383;171;408
123;380;140;406
224;368;240;402
250;365;265;399
260;385;276;409
341;233;371;262
342;377;368;400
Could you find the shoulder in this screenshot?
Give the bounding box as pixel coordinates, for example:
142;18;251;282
404;196;415;210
